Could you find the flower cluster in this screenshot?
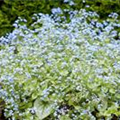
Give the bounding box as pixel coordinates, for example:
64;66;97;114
0;9;120;119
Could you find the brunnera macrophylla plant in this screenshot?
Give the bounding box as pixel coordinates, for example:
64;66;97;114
0;9;120;120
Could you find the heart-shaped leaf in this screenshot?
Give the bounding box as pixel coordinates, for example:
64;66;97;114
34;98;54;120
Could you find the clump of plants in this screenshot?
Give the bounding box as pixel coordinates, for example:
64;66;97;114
0;9;120;119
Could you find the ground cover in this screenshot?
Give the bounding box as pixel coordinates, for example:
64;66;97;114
0;9;120;119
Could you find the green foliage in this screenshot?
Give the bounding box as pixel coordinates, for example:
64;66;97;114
1;0;120;37
0;0;71;37
0;9;120;119
85;0;120;19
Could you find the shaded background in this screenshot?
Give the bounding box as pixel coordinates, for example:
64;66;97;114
0;0;120;37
